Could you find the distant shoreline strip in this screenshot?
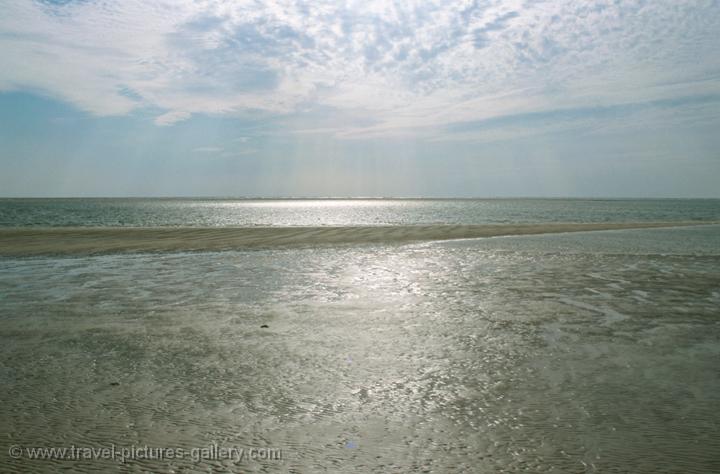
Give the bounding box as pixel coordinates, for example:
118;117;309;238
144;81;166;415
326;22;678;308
0;222;715;256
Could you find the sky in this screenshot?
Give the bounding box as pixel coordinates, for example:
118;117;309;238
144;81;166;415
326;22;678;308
0;0;719;197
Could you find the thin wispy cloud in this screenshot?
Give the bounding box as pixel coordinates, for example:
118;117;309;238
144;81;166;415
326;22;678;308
192;146;223;153
0;0;718;140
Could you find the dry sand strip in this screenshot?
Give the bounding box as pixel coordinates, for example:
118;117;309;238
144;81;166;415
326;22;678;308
0;221;715;256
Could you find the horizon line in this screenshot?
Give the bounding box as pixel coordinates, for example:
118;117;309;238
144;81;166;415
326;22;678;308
1;196;719;200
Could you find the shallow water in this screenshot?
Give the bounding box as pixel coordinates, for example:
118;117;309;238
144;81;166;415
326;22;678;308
1;198;719;227
1;225;719;472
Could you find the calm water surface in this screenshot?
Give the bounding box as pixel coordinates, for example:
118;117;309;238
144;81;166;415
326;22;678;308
1;198;719;227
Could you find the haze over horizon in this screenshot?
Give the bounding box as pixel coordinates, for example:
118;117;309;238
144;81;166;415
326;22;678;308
1;0;719;198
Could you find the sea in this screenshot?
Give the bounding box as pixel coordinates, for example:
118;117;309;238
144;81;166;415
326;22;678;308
1;198;719;473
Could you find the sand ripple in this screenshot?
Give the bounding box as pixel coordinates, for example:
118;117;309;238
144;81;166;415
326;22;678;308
0;221;714;256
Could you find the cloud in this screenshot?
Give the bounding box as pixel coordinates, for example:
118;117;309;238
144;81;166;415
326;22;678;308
472;10;519;49
192;146;223;153
156;110;191;126
0;0;718;138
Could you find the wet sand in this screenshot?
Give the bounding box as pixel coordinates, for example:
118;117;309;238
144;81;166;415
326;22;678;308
1;224;719;472
0;221;714;256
